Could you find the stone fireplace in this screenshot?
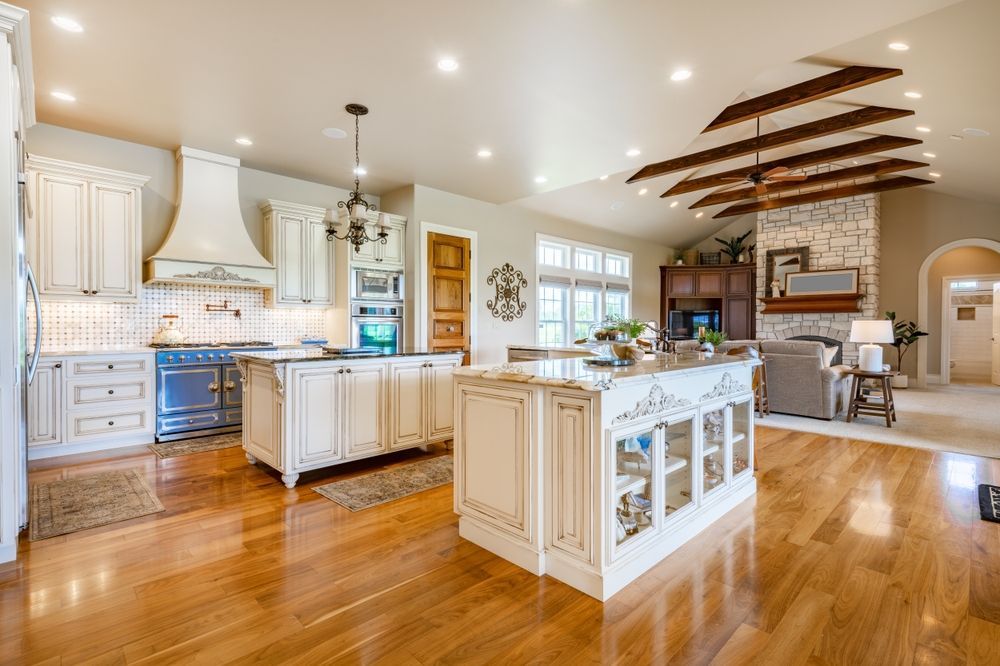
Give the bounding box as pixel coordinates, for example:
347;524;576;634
754;165;881;366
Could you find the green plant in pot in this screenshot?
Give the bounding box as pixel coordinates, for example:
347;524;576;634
884;311;928;388
698;329;728;353
609;316;648;340
715;230;753;264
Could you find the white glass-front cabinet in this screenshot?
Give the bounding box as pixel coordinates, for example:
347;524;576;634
612;420;658;553
261;200;335;308
27;157;148;302
700;397;755;502
731;396;754;482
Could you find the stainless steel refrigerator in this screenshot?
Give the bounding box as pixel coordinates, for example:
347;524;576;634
16;158;39;530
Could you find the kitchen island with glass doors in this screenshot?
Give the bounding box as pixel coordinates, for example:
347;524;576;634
452;353;759;601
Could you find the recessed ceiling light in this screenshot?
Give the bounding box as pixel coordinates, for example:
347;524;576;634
50;91;76;102
888;42;910;51
476;149;492;158
534;175;547;184
626;148;641;157
234;137;253;146
669;200;679;208
322;127;347;139
354;166;367;176
638;188;648;196
929;171;941;178
949;134;963;141
51;16;83;32
695;212;704;219
852;160;859;165
904;91;922;99
437;58;459;72
670;69;692;82
922;152;936;158
963;127;990;137
599;174;609;181
915;126;931;133
610;201;625;211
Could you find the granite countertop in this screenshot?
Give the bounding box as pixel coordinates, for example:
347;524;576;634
231;349;465;364
453;352;761;392
506;342;601;353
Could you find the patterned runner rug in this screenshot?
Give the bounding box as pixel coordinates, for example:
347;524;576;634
313;455;453;511
30;469;165;540
148;433;242;458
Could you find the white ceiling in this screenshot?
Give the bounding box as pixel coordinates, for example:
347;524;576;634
21;0;980;248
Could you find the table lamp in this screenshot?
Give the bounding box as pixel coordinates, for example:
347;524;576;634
849;319;894;372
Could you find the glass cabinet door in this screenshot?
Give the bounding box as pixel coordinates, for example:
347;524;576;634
662;412;695;522
701;405;727;497
613;424;656;549
731;396;753;481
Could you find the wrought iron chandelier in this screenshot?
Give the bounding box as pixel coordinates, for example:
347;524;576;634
326;103;388;253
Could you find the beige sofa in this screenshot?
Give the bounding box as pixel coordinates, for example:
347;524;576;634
675;339;850;420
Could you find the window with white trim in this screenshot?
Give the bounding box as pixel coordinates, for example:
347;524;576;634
535;235;632;344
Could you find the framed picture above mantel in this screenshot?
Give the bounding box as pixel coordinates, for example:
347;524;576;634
784;268;860;296
764;247;809;297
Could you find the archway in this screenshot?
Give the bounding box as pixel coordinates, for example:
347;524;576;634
917;238;1000;386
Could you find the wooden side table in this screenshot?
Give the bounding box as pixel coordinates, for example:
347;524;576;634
845;368;897;428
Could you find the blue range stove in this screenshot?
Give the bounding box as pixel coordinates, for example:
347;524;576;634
153;342;276;442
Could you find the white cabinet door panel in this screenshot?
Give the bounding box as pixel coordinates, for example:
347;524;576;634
27;360;62;446
293;369;342;466
428;359;459;439
90;182;136;298
343;363;387;457
277;213;306;304
307;218;333;305
390;361;426;450
36;173;88;296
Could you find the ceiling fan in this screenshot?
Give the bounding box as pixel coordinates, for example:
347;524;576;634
715;117;808;195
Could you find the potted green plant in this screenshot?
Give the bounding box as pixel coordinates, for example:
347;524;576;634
698;328;728;354
610;316;649;340
715;230;753;264
884;311;928;388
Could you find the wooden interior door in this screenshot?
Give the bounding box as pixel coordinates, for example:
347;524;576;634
427;232;471;364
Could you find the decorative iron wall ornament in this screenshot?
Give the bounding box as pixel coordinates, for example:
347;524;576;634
487;263;528;321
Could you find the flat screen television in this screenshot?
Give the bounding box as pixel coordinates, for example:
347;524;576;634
668;309;721;340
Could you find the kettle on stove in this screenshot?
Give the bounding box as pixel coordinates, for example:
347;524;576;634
151;314;185;345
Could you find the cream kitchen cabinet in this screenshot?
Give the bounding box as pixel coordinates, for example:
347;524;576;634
261;199;335;308
237;352;463;488
26;156;149;302
27;351;156;459
27;359;62;446
350;213;406;270
390;357;460;449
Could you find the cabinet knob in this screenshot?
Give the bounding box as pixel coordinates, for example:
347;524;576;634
82;289;90;294
107;364;114;369
338;368;344;374
107;389;114;395
345;368;352;373
54;363;62;369
92;290;98;295
108;421;114;426
208;382;221;393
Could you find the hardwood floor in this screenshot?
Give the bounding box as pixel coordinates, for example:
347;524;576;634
2;427;999;664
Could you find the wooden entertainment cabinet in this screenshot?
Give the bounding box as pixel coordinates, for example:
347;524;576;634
658;264;756;340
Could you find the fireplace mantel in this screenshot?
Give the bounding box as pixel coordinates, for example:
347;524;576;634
759;293;863;314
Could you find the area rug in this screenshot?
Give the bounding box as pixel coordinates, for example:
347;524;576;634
759;383;1000;459
313;455;453;511
30;469;165;541
979;485;1000;523
148;433;242;458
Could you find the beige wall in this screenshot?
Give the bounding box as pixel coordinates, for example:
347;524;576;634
25;123;369;260
880;188;1000;376
383;185;673;364
925;247;1000;376
690;214;756;263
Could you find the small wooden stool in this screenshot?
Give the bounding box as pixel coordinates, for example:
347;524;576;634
845;368;897;428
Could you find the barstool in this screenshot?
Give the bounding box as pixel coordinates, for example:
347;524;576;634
727;346;767;471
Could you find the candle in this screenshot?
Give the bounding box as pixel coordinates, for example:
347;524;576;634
698;326;706;340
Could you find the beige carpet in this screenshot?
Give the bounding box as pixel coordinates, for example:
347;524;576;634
30;469;165;540
314;455;453;511
149;433;242;458
759;383;1000;459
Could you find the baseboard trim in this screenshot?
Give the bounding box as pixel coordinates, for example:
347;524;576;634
27;435;152;461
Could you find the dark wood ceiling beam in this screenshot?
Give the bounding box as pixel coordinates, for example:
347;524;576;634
628;106;913;184
713;176;933;218
689;158;928;208
705;65;903;132
660;135;923;197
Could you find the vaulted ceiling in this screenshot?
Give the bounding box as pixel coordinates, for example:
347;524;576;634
21;0;990;248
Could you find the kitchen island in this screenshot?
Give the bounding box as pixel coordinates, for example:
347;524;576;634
452;352;760;600
233;349;464;488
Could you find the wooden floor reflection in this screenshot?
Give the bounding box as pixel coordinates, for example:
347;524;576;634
2;427;999;664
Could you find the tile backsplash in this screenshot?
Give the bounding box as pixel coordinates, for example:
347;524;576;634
35;283;328;351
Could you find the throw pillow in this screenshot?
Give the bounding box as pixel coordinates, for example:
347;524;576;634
822;346;838;368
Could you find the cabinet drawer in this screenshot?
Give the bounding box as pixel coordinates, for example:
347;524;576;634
69;356;150;377
68;377;150;409
68;408;151;441
157;410;226;435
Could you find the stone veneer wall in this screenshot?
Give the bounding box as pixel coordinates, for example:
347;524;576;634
755;168;880;365
33;283;327;352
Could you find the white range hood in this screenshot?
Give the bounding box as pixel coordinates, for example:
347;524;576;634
144;146;275;287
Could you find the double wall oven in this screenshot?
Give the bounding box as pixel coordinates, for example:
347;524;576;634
351;268;404;354
153;342;275;441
